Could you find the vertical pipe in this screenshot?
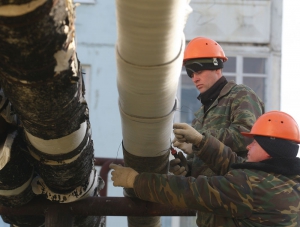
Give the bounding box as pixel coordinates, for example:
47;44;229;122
115;0;192;226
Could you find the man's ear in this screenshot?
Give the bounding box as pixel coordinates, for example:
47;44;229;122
216;69;222;78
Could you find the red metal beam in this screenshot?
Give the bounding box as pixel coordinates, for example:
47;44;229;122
95;158;124;196
0;196;196;217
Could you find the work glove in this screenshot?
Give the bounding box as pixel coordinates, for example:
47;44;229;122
172;138;193;155
169;151;188;176
109;163;138;188
173;123;203;147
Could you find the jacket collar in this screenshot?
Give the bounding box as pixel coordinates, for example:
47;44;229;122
199;80;237;113
218;80;236;99
231;157;300;176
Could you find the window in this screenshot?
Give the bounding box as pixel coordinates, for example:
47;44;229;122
223;56;267;102
179;56;267;124
178;69;201;124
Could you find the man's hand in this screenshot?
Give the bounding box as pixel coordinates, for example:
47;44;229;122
173;123;203;146
169;151;188;176
172;139;193;155
109;163;138;188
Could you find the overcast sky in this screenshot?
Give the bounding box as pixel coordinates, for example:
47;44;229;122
281;0;300;125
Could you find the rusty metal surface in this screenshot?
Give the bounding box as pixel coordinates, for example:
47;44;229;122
45;205;73;227
0;196;196;217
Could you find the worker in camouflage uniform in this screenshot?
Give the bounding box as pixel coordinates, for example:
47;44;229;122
169;36;264;225
110;111;300;226
171;36;264;177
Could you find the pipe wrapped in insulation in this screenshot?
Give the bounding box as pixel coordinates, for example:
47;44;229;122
116;0;192;226
116;0;192;156
0;0;104;226
0;129;45;227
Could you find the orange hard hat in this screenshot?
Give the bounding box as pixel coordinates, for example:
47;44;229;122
183;37;228;64
241;111;300;143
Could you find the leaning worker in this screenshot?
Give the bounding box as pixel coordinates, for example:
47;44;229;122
110;111;300;226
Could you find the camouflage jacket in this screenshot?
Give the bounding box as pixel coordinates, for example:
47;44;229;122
188;81;264;226
134;135;300;227
188;81;264;178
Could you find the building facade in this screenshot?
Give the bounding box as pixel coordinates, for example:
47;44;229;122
177;0;282;124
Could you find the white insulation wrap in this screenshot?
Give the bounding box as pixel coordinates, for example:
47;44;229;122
24;121;87;155
117;50;183;117
116;0;192;157
0;131;17;170
0;0;46;17
116;0;189;65
119;104;175;157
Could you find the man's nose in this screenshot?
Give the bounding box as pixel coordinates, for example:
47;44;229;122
246;141;254;150
191;73;199;80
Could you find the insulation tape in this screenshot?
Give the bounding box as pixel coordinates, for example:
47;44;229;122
28;136;89;165
25;121;87;155
0;90;17;125
0;0;47;17
54;38;76;73
0;102;17;126
123;145;169;173
116;36;184;118
31;169;102;203
0;89;7;110
116;0;188;65
0;131;17;170
119;101;177;157
0;172;33;196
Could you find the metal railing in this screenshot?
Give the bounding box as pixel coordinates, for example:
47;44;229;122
0;157;196;227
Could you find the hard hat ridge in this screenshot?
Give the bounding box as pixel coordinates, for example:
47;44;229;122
183;36;228;64
241;111;300;144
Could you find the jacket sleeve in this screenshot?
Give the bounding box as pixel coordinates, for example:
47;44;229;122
133;134;253;217
193;134;245;175
200;88;264;153
134;169;253;218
